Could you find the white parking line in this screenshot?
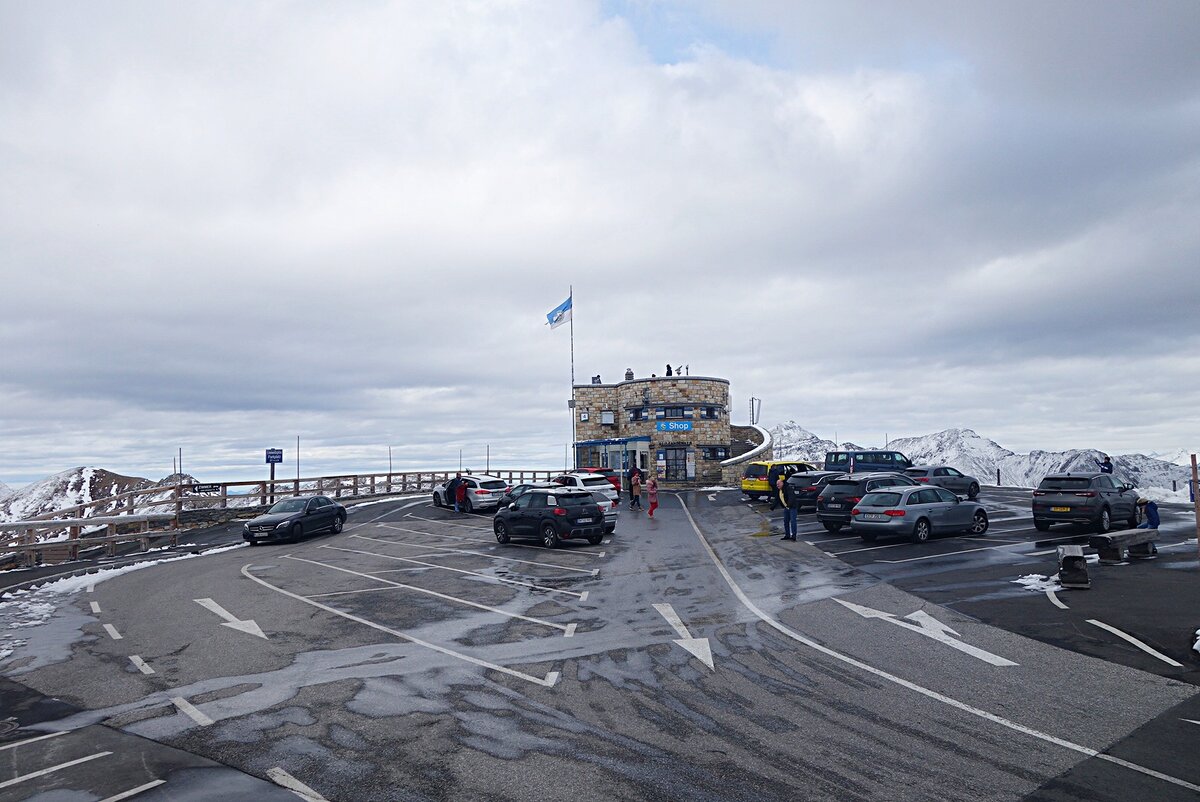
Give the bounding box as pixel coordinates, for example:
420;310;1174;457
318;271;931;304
282;555;576;634
319;545;587;599
350;534;600;574
876;535;1089;564
103;623;123;640
267;767;328;801
129;655;156;675
345;503;424;531
1087;620;1184;667
380;524;472;541
90;601;101;614
0;751;113;790
806;535;862;544
99;779;167;802
406;514;492;531
367;528;601;561
0;731;67;752
1046;590;1069;610
242;564;560;687
171;696;215;726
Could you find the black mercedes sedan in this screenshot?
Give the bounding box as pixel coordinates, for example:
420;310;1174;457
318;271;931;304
243;495;346;545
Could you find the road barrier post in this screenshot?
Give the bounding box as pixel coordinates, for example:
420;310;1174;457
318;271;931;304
1191;454;1199;564
996;468;1001;486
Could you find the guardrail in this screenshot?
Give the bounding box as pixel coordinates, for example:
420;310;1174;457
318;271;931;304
0;513;178;567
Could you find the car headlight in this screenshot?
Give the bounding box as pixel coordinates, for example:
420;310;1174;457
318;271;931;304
243;523;249;533
276;520;291;530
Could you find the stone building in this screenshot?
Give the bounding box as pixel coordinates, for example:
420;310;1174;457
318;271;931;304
572;373;770;488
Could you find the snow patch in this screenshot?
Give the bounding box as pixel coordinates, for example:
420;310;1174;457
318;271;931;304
1013;573;1060;592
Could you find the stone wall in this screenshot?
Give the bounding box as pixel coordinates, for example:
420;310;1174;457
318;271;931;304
720;425;774;487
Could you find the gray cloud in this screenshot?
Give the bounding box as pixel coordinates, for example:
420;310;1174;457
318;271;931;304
1;1;1197;485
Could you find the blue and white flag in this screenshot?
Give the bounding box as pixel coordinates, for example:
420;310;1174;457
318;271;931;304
546;295;572;330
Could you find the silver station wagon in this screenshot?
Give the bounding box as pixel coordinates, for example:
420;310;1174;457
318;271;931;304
850;486;989;543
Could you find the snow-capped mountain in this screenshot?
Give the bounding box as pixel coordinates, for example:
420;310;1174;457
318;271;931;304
771;423;1193;492
0;481;13;501
0;468;196;523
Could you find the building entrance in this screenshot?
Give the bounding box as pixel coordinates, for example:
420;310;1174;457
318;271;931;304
663;447;688;481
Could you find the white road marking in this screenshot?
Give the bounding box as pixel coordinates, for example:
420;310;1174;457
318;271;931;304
320;544;587;599
876;535;1089;564
834;599;1018;667
282;555;574;633
86;584;94;593
103;623;123;640
1184;719;1200;726
0;731;67;752
1046;590;1069;609
675;497;1200;795
241;564;560;687
406;514;491;531
597;551;606;558
1086;620;1184;667
580;591;589;602
352;534;601;573
565;623;577;637
380;524;472;541
99;779;167;802
90;601;101;613
603;538;611;544
194;598;268;639
808;535;862;544
1027;549;1058;556
652;602;715;670
707;494;716;502
171;696;215;726
0;751;113;790
345;504;420;532
129;655;156;675
267;767;328;801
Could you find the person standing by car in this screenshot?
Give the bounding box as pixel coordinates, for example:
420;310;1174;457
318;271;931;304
447;473;462;512
766;464;783;510
1095;455;1114;474
780;475;799;541
647;474;659;518
630;467;643;511
454;478;468;513
1136;497;1160;529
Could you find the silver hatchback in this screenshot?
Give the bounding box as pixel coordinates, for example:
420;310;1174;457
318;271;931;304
851;486;989;543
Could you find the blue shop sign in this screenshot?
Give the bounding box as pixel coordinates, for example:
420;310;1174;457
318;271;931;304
656;421;693;432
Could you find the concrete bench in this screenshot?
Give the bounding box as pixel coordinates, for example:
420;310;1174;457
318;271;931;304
1057;544;1091;589
1088;528;1158;564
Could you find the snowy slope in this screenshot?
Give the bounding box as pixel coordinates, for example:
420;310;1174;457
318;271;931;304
0;481;13;501
771;423;1193;492
0;468;195;523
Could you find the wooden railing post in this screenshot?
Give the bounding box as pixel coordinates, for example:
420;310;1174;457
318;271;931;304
174;485;182;528
294;479;299;497
221;484;228;509
107;523;117;556
260;482;267;506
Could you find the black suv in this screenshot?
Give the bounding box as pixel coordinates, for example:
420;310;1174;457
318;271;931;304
816;472;917;532
785;471;846;511
1032;473;1139;533
493;488;606;548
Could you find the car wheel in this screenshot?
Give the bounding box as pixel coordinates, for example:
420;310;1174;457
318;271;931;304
463;496;473;514
432;492;442;508
541;523;560;549
911;518;931;544
587;534;603;545
1096;507;1111;534
859;531;877;542
1034;520;1051;532
970;510;988;535
292;523;303;542
494;520;510;544
331;515;344;534
822;522;843;533
967;483;980;500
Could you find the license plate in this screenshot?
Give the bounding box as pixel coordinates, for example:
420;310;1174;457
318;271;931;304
826;503;842;509
1051;506;1070;512
862;513;885;521
576;517;592;524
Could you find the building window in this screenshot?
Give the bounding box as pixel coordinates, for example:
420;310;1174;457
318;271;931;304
698;406;721;420
701;446;729;460
656;406;693;420
628;407;648;422
600;410;615;425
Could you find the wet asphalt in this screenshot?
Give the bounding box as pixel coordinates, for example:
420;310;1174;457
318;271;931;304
1;490;1198;801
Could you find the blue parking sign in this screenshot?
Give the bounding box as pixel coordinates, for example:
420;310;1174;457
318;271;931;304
266;449;283;464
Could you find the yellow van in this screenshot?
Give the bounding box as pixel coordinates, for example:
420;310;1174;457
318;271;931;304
741;460;818;500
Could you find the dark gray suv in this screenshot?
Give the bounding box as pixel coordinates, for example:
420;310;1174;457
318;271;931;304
1031;473;1139;533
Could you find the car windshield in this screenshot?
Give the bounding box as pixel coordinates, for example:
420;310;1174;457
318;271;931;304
861;492;903;506
480;480;506;490
1039;477;1092;491
269;499;307;513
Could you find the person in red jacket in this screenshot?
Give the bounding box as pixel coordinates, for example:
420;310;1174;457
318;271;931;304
647;474;659;518
455;479;469;513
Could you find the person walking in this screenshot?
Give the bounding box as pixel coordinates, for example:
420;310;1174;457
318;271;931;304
1136;497;1160;529
629;467;643;511
454;478;469;514
647;474;659;518
1095;455;1114;474
780;474;799;540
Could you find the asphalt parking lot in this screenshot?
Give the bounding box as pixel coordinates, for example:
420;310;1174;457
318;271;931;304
1;490;1198;801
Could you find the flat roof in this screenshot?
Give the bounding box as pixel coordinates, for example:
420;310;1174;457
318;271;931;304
574;436;653;446
574;375;730;389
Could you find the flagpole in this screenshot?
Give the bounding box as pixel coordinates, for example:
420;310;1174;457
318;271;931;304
569;285;576;470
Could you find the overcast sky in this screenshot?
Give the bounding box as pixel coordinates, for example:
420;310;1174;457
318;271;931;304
2;1;1198;486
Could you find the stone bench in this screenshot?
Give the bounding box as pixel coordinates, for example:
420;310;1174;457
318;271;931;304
1088;528;1158;564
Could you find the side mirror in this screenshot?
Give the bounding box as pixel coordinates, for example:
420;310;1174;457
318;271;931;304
953;497;961;504
508;503;517;510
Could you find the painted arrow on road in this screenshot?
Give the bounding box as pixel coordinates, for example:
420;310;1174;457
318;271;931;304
833;599;1017;667
194;598;268;639
653;603;714;670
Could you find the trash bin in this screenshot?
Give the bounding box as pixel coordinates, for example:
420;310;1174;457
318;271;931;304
1057;544;1090;589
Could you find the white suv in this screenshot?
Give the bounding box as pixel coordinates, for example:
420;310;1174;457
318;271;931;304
433;474;510;512
552;473;619;503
